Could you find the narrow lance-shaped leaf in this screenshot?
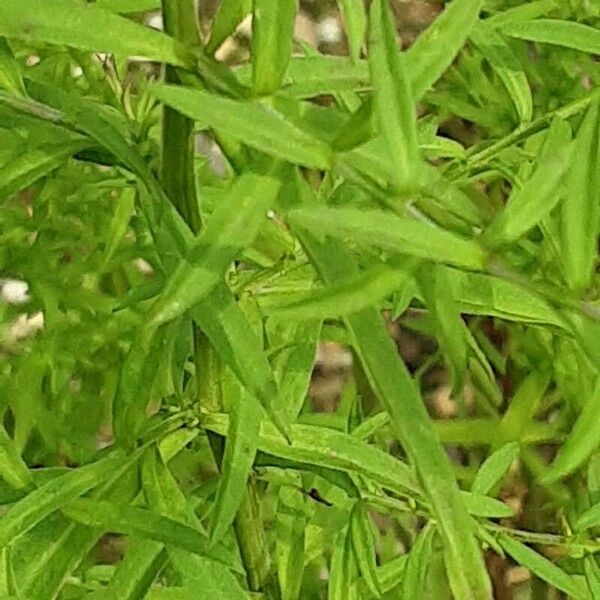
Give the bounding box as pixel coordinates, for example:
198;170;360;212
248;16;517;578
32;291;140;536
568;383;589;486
151;83;333;170
406;0;482;101
560;98;600;292
368;0;419;192
147;174;280;329
498;535;588;600
0;456;126;547
207;0;252;54
210;369;261;546
470;22;532;123
287;207;488;270
472;442;520;495
350;501;381;598
482;118;573;247
499;19;600;55
0;37;25;96
339;0;367;63
402;523;436;600
542;377;600;484
0;0;192;67
252;0;296;95
0;425;33;493
485;0;557;27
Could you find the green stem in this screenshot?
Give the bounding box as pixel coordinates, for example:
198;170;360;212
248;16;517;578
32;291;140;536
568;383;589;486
159;2;273;594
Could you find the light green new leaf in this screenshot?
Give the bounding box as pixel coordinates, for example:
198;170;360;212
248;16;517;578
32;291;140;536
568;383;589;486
561;99;600;292
368;0;419;192
406;0;482;101
207;0;252;55
499;535;588;600
460;492;515;518
204;414;419;497
470;22;532;123
0;37;25;96
0;0;191;67
0;456;126;547
63;498;239;571
575;502;600;531
105;541;166;600
0;139;90;202
328;526;357;600
0;425;33;493
252;0;296;95
499;19;600;55
339;0;366;63
210;372;260;545
584;556;600;599
96;0;161;12
472;442;520;495
485;0;557;27
288;207;488;270
402;523;436;600
543;378;600;483
350;501;381;598
148;175;280;329
152;84;333;169
0;547;15;598
483;118;573;247
102;188;136;269
418;264;468;392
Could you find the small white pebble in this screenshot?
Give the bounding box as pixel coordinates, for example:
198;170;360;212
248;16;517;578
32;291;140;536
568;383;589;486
71;66;83;78
316;17;342;44
26;55;40;67
147;13;163;31
1;279;30;305
134;258;154;275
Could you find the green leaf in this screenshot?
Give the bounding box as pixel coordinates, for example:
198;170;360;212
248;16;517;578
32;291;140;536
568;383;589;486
0;138;90;202
0;456;126;547
406;0;483;101
105;541;166;600
368;0;419;192
210;372;260;545
584;556;600;599
63;498;239;571
0;425;34;493
542;378;600;483
472;442;520;495
207;0;252;55
288;207;488;270
498;534;588;600
0;37;25;96
251;0;296;95
560;98;600;292
102;187;136;269
499;19;600;55
460;492;515;518
0;0;191;67
575;501;600;531
485;0;557;27
470;22;532;123
339;0;366;63
204;414;419;497
483;118;574;246
151;83;333;170
264;264;414;321
350;501;381;598
417;264;468;392
147;174;280;328
402;523;436;599
328;526;357;600
95;0;162;12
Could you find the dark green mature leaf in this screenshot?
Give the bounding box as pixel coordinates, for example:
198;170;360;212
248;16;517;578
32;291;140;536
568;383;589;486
406;0;482;101
251;0;296;95
499;535;589;600
151;84;333;169
543;378;600;483
561;99;600;292
470;22;532;123
482;118;573;247
0;0;191;67
0;456;126;547
499;19;600;55
288;207;488;270
368;0;419;192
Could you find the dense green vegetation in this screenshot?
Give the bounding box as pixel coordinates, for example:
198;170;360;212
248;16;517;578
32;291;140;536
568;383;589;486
0;0;599;597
